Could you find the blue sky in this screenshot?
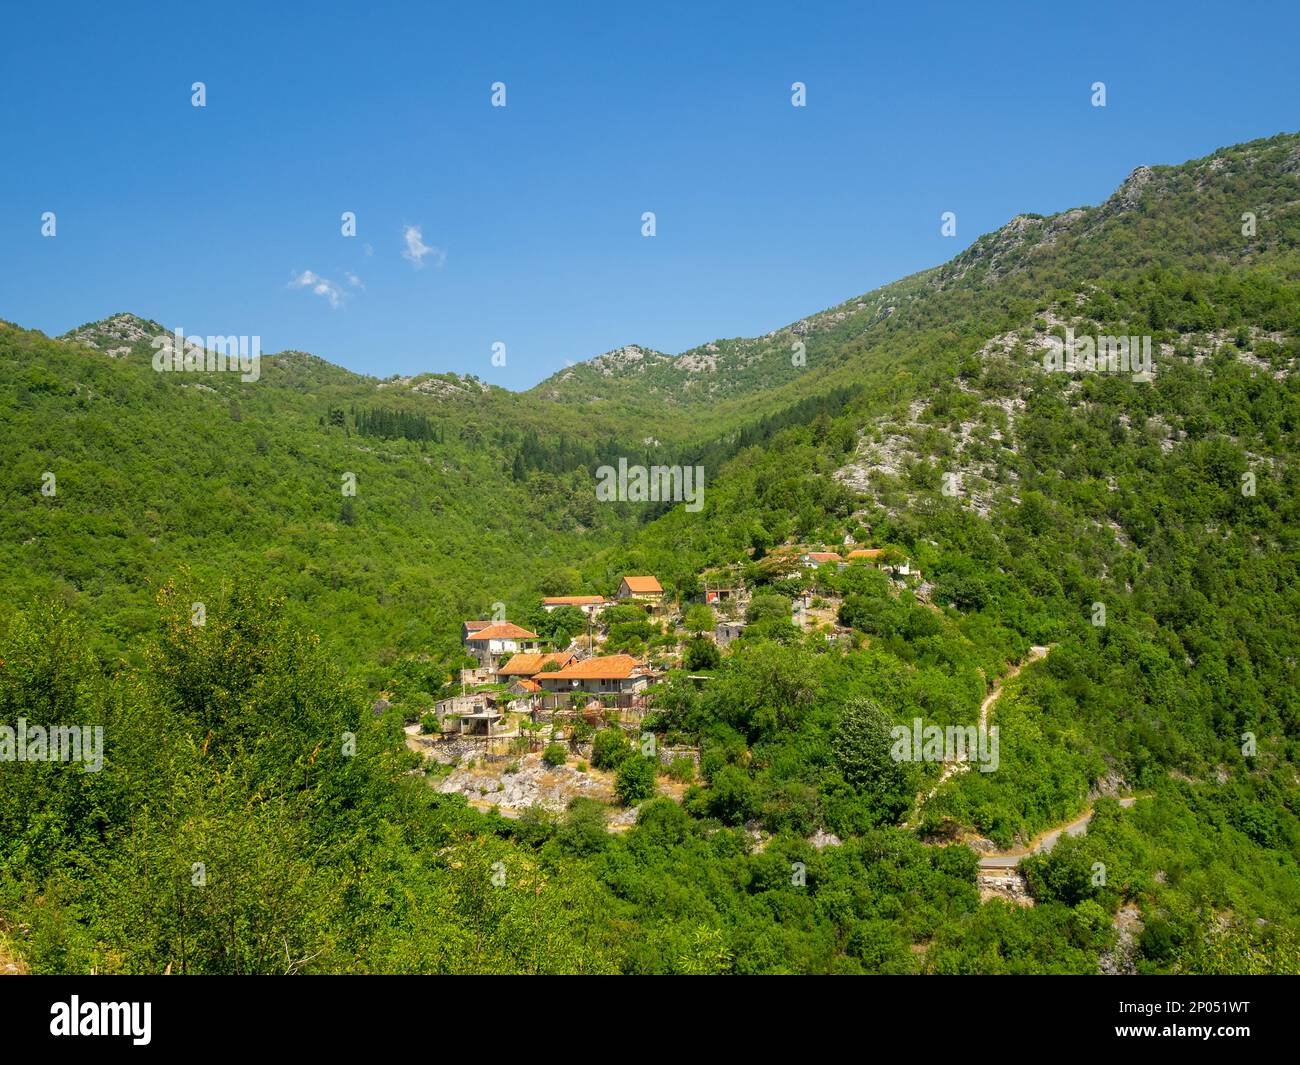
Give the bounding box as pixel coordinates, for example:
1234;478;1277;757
2;0;1297;389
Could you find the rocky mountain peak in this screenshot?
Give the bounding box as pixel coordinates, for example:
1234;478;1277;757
62;312;168;357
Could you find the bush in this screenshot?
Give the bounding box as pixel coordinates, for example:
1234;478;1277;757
591;728;630;770
615;755;657;805
419;711;439;734
666;756;695;783
541;743;567;767
683;603;715;634
707;765;758;825
513;805;554;847
684;636;721;671
554;799;609;857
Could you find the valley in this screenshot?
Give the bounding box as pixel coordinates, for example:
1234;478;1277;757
2;131;1298;975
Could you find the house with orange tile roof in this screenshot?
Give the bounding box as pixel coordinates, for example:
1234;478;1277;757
842;547;920;579
616;575;664;603
541;595;607;616
461;619;494;641
462;621;540;668
535;653;652;695
800;551;843;569
495;650;575;683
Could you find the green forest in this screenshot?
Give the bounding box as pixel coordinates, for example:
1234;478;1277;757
1;132;1298;974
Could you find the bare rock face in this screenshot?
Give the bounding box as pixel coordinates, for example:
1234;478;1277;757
1089;770;1128;799
809;828;841;850
977;870;1033;907
438;753;613;811
63;312;168;357
1112;165;1155;209
1283;142;1300;175
1099;904;1143;975
588;344;671;377
403;373;491;398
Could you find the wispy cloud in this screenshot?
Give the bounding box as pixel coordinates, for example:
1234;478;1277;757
289;269;345;309
344;270;364;290
402;225;445;269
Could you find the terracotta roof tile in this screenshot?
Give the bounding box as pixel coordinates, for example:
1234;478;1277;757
497;651;575;676
464;622;540;641
540;654;643;681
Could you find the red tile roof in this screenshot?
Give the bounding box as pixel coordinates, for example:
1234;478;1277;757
497;651;575;676
540;654;642;681
542;595;607;606
803;551;842;563
619;575;663;594
846;548;885;560
464;622;540;641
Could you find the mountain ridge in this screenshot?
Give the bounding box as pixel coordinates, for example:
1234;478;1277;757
45;130;1300;425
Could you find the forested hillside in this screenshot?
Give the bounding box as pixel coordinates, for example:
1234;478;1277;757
2;132;1298;974
0;314;660;677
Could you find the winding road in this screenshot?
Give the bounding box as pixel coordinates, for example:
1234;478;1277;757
905;644;1139;868
976;797;1137;869
905;645;1049;828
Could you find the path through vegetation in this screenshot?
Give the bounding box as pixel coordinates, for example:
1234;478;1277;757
905;645;1049;829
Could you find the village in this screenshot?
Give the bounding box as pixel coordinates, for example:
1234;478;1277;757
404;542;926;822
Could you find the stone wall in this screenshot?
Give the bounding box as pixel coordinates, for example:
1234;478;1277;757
657;746;699;769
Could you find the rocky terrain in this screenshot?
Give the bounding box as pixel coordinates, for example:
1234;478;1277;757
437;752;616;812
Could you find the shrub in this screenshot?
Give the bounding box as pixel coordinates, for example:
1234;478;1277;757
683;603;715;634
615;754;657;805
667;756;695;783
514;805;554;847
707;764;758;825
591;728;631;770
555;799;609;857
541;743;567;767
684;636;720;671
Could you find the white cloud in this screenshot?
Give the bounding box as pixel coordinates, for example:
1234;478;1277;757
402;225;445;269
290;269;345;309
344;271;364;289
